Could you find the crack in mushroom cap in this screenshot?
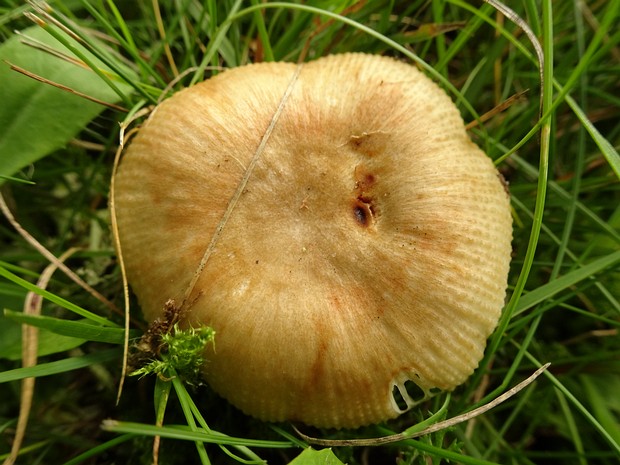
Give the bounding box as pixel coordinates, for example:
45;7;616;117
114;53;513;429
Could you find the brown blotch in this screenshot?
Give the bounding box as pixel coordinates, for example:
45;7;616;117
307;319;329;388
355;164;376;191
348;131;389;158
351;164;377;227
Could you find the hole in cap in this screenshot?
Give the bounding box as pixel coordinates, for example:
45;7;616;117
390;377;432;413
352;197;374;227
391;385;409;412
353;204;368;226
403;379;426;404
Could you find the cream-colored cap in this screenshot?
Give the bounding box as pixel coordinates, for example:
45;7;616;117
114;53;513;428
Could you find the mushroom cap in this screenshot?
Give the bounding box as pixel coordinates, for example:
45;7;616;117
114;53;512;429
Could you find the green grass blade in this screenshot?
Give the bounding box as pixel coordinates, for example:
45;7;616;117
375;426;501;465
32;18;132;105
189;0;244;84
580;375;620;446
523;351;620;456
510;153;620;243
170;370;211;464
3;309;136;344
0;348;120;383
514;250;620;315
101;420;295;448
0;265;118;327
77;0;166;87
480;0;554;376
218;3;482;124
250;0;274;61
566;94;620;180
556;390;587;465
61;434;135;465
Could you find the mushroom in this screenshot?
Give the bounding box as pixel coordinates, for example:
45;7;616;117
114;53;512;429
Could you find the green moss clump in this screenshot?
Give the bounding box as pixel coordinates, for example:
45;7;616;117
131;324;215;386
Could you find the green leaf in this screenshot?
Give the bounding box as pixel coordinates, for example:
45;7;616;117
289;448;345;465
0;25;133;183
